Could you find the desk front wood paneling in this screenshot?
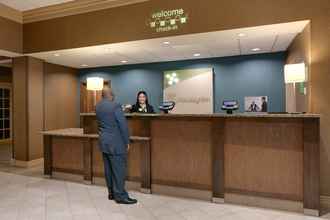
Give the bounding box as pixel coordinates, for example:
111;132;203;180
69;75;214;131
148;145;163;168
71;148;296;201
44;113;320;215
151;118;213;190
43;130;151;191
224;118;303;201
92;139;142;182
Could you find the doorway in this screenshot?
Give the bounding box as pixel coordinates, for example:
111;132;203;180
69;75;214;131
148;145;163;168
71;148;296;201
0;84;12;162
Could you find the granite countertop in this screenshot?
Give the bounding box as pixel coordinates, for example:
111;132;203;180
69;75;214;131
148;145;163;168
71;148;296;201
41;128;150;141
42;128;97;138
80;112;320;118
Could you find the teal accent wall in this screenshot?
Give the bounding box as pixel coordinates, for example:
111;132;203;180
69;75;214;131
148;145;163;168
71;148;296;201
79;52;286;113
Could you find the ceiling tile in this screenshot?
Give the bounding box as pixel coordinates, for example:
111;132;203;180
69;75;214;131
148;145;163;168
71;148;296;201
272;34;297;52
240;36;277;55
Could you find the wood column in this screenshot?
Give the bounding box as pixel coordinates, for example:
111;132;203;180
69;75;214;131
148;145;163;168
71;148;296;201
83;138;93;183
212;118;225;203
139;118;151;193
12;56;44;163
43;135;52;176
140;138;151;193
303;118;320;216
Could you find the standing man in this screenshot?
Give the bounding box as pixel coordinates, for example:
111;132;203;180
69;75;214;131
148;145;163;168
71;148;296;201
261;96;268;112
95;86;137;204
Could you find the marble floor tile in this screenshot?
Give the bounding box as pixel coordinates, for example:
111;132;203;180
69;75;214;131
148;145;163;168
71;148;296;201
0;164;328;220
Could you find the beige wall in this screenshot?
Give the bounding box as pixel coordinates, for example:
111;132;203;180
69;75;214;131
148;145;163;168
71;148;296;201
286;24;311;113
44;63;79;130
309;14;330;197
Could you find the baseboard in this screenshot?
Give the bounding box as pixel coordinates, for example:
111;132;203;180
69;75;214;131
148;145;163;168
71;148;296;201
321;195;330;209
225;193;303;213
152;184;212;201
14;158;44;168
93;177;141;191
52;171;84;182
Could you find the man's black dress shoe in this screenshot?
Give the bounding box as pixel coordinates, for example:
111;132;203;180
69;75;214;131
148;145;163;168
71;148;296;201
108;194;113;200
127;198;137;202
115;197;137;204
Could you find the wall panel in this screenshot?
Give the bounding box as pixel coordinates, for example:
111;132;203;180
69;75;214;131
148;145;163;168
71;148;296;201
44;63;79;130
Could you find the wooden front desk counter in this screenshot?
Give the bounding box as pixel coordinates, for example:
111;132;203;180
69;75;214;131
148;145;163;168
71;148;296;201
42;113;320;215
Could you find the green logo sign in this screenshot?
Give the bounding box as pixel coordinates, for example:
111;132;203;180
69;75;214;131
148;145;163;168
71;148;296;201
148;9;188;33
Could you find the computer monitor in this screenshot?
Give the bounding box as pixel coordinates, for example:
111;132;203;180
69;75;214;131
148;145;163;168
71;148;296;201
221;100;239;114
159;101;175;114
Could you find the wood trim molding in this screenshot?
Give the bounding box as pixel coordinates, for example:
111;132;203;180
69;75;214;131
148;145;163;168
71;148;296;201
23;0;149;23
15;158;44;167
152;179;211;191
0;56;10;61
320;195;330;209
225;188;302;202
0;3;22;23
53;167;85;175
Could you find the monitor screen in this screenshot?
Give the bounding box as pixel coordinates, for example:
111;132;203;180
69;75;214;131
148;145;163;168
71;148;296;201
223;100;238;107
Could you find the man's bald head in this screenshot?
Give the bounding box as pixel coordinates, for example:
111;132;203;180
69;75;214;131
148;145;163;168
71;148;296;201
102;86;114;101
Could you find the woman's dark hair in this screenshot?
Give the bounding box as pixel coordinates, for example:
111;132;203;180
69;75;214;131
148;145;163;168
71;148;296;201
136;91;149;107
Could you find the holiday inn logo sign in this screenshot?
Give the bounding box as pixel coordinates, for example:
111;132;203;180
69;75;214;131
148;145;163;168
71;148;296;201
148;8;189;33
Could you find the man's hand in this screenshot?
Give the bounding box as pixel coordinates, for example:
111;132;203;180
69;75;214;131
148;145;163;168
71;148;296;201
127;144;130;151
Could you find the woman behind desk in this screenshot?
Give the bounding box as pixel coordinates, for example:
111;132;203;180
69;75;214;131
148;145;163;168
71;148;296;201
130;91;155;114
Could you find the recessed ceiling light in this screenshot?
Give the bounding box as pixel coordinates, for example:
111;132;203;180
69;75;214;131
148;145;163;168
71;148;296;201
193;53;201;57
121;60;128;63
81;64;88;67
251;48;261;52
163;41;170;45
54;53;60;57
238;33;246;37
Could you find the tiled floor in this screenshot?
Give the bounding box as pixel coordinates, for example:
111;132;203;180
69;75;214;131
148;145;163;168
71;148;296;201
0;143;11;162
0;163;329;220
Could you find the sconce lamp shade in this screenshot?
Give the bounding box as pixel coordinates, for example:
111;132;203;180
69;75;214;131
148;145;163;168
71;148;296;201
87;77;104;91
284;63;306;83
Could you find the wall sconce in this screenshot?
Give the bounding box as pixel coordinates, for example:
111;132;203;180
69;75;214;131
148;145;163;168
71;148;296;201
284;63;306;83
87;77;104;91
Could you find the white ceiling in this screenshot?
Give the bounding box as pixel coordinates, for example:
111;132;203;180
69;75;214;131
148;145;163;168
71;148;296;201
28;20;309;69
0;0;74;11
0;20;306;69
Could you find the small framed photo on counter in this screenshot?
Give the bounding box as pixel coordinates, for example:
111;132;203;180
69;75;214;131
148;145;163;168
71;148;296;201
244;96;268;113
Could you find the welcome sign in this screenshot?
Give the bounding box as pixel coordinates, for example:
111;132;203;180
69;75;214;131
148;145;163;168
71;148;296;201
148;8;188;33
163;68;214;114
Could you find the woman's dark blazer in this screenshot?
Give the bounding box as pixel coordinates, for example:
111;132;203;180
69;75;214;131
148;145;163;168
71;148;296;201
130;104;155;113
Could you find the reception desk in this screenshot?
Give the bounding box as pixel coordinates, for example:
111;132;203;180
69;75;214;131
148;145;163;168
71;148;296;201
42;113;320;215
